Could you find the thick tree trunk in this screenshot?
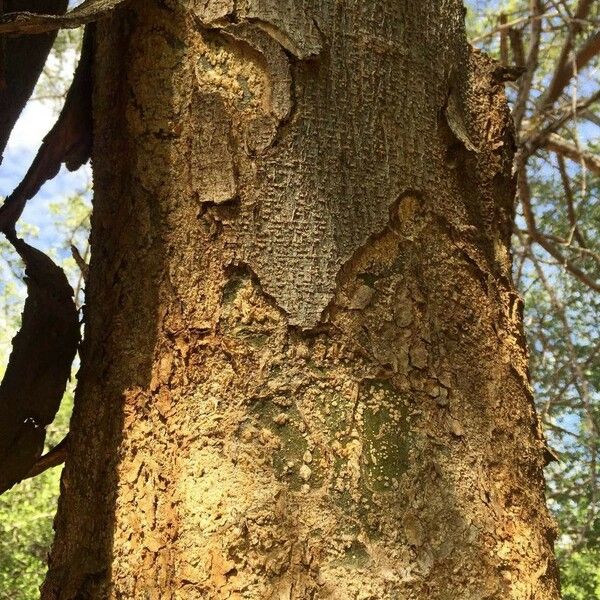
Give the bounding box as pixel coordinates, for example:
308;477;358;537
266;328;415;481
43;1;560;598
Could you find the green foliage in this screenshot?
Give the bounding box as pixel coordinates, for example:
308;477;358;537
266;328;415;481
559;549;600;600
0;471;61;599
0;394;72;600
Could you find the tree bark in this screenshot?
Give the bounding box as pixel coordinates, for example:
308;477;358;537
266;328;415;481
43;1;560;598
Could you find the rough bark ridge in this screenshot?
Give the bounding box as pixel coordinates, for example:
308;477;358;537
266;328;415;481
43;1;560;598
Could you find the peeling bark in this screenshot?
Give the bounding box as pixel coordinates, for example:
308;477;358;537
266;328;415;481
43;2;560;599
0;0;125;35
0;0;68;162
0;237;79;494
0;25;93;233
193;0;323;59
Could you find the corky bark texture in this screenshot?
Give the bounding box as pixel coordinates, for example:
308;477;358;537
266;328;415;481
43;1;560;598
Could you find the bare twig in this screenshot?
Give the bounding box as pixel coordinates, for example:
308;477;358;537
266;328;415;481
539;0;598;111
470;11;557;44
524;89;600;150
557;154;587;248
24;435;70;480
517;160;600;292
542;133;600;175
513;0;544;130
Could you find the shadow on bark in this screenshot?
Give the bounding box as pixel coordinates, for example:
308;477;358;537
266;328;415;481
40;7;171;597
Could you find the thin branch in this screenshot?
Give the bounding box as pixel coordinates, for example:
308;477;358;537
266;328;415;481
546;421;580;438
524;89;600;150
470;11;558;44
72;241;90;309
539;0;598;111
517;160;600;292
513;0;545;131
542;133;600;175
514;232;532;287
528;249;595;439
518;229;600;261
557;154;587;248
24;435;70;480
581;108;600;127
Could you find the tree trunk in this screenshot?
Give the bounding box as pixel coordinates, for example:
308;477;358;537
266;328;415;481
42;1;560;598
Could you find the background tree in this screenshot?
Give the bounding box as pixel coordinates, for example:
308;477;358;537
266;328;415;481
468;1;599;596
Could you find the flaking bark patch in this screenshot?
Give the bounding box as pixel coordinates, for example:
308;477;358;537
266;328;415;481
194;0;323;59
190;7;515;330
